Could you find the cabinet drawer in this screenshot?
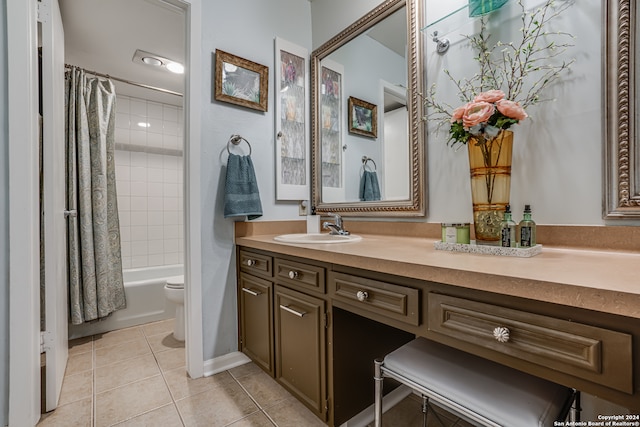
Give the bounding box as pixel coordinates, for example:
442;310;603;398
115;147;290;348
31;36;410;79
330;272;419;326
428;293;633;394
239;250;272;278
274;258;325;294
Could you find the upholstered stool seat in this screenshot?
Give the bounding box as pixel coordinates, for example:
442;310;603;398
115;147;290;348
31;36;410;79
374;338;577;427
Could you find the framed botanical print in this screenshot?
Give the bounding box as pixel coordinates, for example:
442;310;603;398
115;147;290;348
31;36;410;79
348;96;377;138
274;37;309;200
214;49;269;112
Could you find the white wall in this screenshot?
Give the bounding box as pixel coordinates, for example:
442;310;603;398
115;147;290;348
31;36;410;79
199;0;311;360
0;1;9;423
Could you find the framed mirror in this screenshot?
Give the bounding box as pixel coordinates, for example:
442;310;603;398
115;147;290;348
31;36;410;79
310;0;425;216
604;0;640;218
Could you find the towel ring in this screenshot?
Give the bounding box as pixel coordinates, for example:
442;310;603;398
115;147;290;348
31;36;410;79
362;156;377;171
227;134;252;156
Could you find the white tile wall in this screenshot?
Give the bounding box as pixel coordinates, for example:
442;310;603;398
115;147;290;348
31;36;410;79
114;95;184;269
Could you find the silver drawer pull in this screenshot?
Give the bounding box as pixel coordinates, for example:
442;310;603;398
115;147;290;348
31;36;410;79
356;290;369;302
288;270;299;279
493;326;510;343
280;304;306;317
241;287;261;296
245;259;256;267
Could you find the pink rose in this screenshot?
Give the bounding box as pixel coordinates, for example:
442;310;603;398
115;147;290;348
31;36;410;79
462;101;495;128
450;105;466;123
496;99;528;121
473;90;505;103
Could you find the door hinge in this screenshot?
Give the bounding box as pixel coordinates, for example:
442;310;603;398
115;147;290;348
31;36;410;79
37;0;50;24
40;330;53;353
324;312;330;329
325;397;331;414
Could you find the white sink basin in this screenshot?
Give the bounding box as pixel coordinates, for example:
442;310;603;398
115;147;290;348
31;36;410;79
273;233;362;244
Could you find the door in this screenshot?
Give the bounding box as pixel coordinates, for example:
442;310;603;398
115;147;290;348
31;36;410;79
40;0;69;411
239;273;274;375
275;285;327;421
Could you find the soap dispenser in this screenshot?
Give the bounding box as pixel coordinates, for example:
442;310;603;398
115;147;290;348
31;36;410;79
519;204;536;247
500;205;517;248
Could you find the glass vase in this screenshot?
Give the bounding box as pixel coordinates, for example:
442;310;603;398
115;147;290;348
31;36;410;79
468;0;509;17
468;130;513;245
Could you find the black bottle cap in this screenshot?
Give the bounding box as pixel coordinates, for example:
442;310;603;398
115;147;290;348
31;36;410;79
505;204;511;213
524;204;531;212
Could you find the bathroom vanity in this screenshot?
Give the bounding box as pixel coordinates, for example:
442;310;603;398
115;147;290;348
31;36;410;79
236;230;640;425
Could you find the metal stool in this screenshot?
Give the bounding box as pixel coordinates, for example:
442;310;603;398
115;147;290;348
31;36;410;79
374;338;579;427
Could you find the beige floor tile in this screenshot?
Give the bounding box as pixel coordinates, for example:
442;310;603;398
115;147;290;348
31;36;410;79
228;361;262;380
58;370;93;406
95;354;161;393
227;411;275;427
68;336;93;356
146;331;185;354
94;325;145;349
95;338;151;367
65;351;93;376
142;318;175;337
37;398;92;427
114;403;184;427
176;381;259;427
164;367;236;401
263;396;325;427
95;375;173;427
155;347;185;371
235;369;291;409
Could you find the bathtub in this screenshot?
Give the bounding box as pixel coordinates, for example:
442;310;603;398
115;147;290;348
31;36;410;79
68;264;183;340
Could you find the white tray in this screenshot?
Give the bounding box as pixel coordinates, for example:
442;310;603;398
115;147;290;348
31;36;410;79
434;241;542;258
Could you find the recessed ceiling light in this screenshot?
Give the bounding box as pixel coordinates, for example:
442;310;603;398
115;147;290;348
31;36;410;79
142;56;163;67
137;122;151;128
165;61;184;74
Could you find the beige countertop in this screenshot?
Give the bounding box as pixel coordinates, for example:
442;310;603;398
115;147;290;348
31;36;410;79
236;233;640;319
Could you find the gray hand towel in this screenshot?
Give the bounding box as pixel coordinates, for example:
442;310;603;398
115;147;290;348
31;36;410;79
359;170;381;201
224;153;263;220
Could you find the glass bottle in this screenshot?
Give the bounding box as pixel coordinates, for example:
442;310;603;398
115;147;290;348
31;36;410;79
519;204;537;247
500;205;517;248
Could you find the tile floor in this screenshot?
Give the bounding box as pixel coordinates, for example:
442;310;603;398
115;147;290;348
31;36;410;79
37;319;470;427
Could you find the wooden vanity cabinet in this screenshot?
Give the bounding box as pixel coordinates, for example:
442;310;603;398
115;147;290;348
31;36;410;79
238;272;274;375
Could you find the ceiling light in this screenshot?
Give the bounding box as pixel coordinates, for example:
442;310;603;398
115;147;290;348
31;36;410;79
165;61;184;74
142;57;163;67
137;122;151;128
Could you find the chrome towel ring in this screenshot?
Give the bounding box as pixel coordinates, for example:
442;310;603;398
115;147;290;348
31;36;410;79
227;134;252;156
362;156;377;171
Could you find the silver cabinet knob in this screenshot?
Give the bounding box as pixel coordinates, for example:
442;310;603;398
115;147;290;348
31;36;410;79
246;259;256;267
288;270;299;279
493;326;510;343
356;290;369;302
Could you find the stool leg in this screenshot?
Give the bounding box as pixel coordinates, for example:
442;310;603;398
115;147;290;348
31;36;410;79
570;390;582;423
374;359;384;427
421;395;429;427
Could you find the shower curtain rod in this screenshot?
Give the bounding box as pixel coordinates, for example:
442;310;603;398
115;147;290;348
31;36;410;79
65;64;183;97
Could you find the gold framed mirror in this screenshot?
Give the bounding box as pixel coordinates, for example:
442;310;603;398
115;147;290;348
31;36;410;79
310;0;425;216
604;0;640;218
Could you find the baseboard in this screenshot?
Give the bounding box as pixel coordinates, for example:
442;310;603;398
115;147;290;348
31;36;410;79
202;351;251;377
339;385;412;427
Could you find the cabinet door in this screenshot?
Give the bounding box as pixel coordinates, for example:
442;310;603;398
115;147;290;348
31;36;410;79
275;285;327;421
239;273;274;375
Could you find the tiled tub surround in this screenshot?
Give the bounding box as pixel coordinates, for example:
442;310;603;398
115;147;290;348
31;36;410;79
114;95;184;269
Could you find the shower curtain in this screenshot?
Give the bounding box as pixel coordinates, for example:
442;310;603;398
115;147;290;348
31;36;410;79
65;67;126;325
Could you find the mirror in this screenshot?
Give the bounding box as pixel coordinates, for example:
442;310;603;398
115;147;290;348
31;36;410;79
310;0;425;216
604;0;640;218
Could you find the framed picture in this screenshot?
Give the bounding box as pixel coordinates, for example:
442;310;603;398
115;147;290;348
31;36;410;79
348;96;377;138
214;49;269;112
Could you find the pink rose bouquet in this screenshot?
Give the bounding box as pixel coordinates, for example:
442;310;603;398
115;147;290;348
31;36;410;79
448;90;527;146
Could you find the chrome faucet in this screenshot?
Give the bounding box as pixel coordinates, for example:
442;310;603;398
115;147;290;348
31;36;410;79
323;213;350;235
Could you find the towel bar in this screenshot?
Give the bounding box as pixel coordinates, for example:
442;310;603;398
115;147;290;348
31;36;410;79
227;134;252;155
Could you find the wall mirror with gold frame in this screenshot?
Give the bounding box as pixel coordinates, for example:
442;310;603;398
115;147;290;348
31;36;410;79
310;0;426;216
604;0;640;218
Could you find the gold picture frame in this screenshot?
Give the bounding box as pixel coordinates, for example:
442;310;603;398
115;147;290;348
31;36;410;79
214;49;269;112
348;96;377;138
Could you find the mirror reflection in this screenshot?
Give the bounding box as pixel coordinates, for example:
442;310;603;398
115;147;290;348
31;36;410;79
319;7;409;204
311;0;425;216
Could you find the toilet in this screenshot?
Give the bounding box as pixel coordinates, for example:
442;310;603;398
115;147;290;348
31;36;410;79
164;275;185;341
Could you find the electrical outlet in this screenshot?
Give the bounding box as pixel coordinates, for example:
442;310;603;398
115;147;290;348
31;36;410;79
299;200;308;216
